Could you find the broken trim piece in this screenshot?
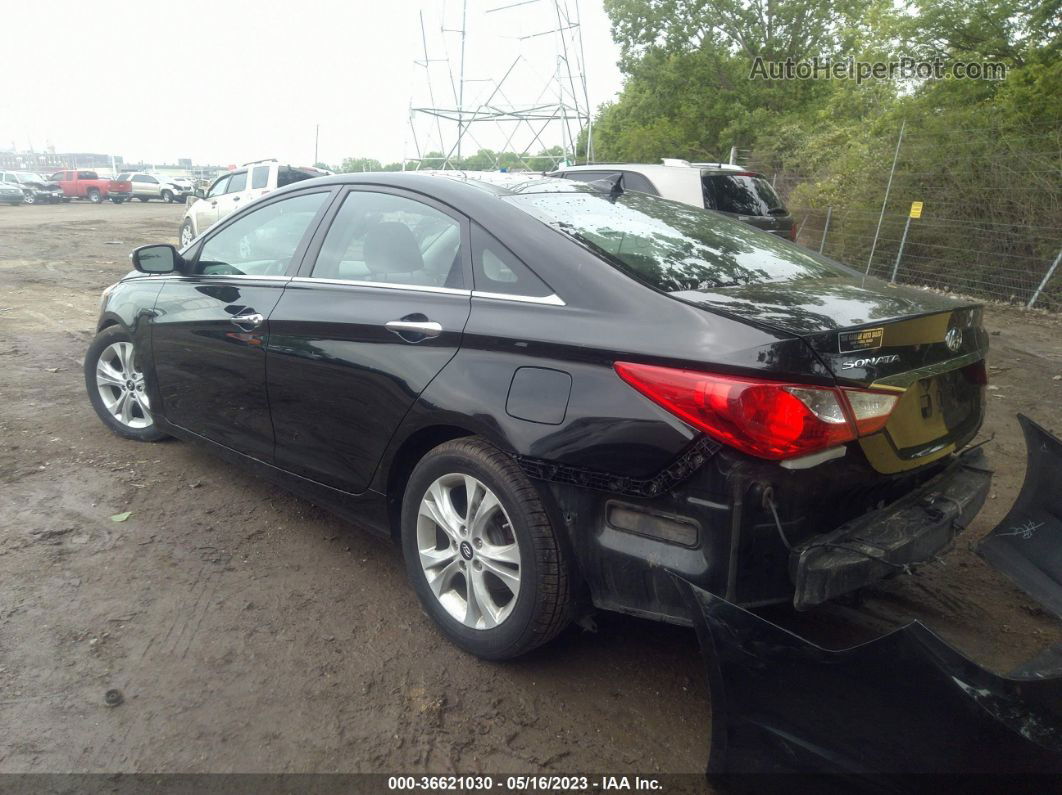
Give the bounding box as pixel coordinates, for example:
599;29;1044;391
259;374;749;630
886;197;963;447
978;413;1062;620
515;436;720;498
674;575;1062;783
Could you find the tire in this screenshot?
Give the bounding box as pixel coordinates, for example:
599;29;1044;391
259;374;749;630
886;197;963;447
84;326;167;442
161;189;174;203
110;197;124;204
138;196;149;202
179;219;195;248
87;188;102;203
401;437;571;659
23;193;35;205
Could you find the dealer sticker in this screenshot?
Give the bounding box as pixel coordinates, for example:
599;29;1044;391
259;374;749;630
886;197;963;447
838;327;884;353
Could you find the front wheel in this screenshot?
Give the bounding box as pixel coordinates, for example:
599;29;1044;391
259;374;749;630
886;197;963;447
161;189;174;203
84;326;167;442
23;193;35;205
87;188;102;204
179;219;195;247
401;437;571;659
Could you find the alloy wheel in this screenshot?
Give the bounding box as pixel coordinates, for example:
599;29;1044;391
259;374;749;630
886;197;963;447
416;473;521;630
95;341;153;429
180;223;194;247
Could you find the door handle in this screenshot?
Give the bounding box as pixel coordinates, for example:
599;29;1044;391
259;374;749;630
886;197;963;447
229;312;265;330
386;319;443;339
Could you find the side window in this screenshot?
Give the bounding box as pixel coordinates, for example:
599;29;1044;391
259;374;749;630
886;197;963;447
471;225;553;298
51;172;65;181
311;191;463;289
132;175;147;183
78;171;96;179
563;170;610;183
207;175;230;198
196;192;328;277
278;166;315;188
251;165;269;189
146;176;158;184
227;171;247;193
620;171;659;195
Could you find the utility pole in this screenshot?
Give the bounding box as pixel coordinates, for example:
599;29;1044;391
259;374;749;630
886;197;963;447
457;0;468;162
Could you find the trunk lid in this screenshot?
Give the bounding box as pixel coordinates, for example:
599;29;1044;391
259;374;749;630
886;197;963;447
676;278;988;473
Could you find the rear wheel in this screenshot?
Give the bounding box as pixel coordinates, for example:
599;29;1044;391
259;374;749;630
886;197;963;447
84;326;167;442
87;188;102;204
23;193;35;205
110;197;124;204
401;437;571;659
137;196;149;202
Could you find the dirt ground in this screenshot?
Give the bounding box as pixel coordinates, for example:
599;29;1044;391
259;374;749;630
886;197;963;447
1;201;1060;776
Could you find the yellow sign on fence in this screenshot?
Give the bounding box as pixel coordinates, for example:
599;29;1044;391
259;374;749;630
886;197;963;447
910;201;924;219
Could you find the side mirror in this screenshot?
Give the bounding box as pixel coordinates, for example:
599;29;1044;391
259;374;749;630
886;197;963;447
194;188;206;199
131;244;180;274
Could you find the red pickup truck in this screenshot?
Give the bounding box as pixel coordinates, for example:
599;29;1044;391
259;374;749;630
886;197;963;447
49;170;133;204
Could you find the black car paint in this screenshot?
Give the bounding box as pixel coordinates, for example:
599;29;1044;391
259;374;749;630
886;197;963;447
97;172;984;621
677;576;1062;783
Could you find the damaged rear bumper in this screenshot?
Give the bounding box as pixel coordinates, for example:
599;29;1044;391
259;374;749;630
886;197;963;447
789;446;991;609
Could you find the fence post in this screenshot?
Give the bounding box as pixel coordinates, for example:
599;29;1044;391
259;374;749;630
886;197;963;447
863;119;905;283
891;215;913;283
819;206;832;254
795;214;807;243
1028;249;1062;309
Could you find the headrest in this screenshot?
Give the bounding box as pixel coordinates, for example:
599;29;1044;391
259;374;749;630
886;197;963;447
363;222;423;275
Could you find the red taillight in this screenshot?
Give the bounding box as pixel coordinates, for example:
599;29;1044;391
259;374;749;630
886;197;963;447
613;362;898;461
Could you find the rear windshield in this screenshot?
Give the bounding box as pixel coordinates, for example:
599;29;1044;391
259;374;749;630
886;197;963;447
702;173;784;215
508;189;851;292
278;166;320;188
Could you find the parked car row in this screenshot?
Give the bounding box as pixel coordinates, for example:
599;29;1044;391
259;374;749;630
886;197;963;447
0;171;65;204
0;169;201;206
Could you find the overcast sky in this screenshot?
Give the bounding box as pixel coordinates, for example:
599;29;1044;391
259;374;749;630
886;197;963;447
0;0;624;167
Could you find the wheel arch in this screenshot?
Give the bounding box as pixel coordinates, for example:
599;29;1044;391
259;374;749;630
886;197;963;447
383;423;477;539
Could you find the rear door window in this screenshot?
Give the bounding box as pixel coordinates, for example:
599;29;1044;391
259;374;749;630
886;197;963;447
701;173;784;215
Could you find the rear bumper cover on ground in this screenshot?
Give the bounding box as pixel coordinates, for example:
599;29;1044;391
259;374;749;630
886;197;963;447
978;414;1062;620
677;576;1062;783
789;446;991;610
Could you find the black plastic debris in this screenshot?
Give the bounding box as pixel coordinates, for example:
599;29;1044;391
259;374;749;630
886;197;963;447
978;414;1062;620
104;688;124;707
675;576;1062;787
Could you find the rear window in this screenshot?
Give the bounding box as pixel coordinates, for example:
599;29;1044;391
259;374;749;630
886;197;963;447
508;190;848;292
702;173;783;215
277;166;319;188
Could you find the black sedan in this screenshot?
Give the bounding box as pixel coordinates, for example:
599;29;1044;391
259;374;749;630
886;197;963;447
85;172;990;659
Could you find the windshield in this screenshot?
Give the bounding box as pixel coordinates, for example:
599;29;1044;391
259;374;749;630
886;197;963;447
507;189;853;292
702;173;784;215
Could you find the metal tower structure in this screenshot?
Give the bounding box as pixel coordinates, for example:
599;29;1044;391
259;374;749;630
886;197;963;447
406;0;593;171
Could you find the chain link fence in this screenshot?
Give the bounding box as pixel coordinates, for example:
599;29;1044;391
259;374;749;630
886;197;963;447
751;123;1062;312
